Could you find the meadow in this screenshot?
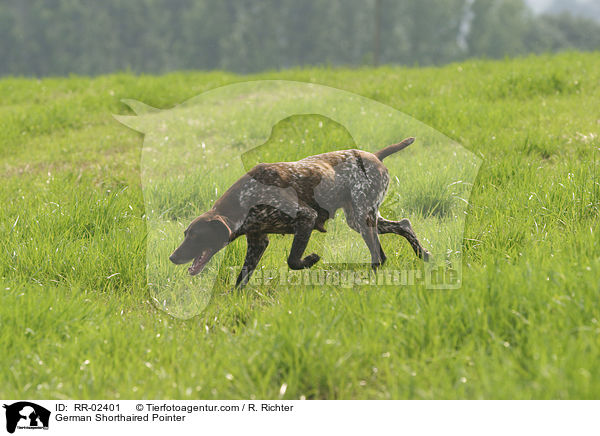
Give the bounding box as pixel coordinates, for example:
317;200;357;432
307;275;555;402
1;52;599;399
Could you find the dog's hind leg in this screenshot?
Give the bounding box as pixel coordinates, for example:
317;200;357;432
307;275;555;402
377;217;430;261
236;233;269;288
345;206;386;269
361;225;386;270
287;207;320;270
362;210;387;269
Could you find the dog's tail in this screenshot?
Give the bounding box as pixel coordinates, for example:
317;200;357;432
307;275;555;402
373;137;415;161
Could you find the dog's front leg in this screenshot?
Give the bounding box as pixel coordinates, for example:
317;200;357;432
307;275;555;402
236;233;269;288
287;208;320;270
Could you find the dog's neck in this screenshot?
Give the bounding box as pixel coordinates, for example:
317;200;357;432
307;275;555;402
221;214;244;240
209;205;246;241
210;174;256;238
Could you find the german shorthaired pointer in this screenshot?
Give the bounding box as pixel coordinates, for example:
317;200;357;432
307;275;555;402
170;137;430;287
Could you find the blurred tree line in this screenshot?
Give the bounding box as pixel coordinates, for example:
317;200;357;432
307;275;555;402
0;0;598;76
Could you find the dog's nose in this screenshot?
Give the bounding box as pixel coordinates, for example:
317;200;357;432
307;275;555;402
169;254;177;264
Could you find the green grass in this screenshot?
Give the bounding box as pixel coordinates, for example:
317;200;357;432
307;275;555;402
1;52;599;399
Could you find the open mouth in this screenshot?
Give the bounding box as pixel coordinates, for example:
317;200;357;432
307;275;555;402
188;250;214;276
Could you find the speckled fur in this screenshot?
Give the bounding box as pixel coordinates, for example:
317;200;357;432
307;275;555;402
170;137;430;287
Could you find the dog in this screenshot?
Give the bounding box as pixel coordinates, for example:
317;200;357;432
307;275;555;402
170;137;430;287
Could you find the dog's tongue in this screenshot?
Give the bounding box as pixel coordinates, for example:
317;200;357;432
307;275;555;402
188;250;211;276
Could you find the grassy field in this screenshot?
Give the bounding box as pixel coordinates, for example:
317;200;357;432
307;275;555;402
1;52;599;399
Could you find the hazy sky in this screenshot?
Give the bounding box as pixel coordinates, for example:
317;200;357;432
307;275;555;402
526;0;552;13
526;0;595;13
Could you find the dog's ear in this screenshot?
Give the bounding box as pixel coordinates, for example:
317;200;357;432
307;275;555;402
206;216;232;242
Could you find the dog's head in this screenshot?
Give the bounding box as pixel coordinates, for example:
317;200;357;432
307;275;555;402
169;213;231;276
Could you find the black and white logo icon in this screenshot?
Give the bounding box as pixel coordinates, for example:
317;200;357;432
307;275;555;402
3;402;50;434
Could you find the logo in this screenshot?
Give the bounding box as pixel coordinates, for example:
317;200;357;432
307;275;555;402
3;402;50;433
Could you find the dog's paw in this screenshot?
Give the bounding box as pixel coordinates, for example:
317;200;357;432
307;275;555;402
371;261;384;271
288;253;320;270
303;253;320;268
